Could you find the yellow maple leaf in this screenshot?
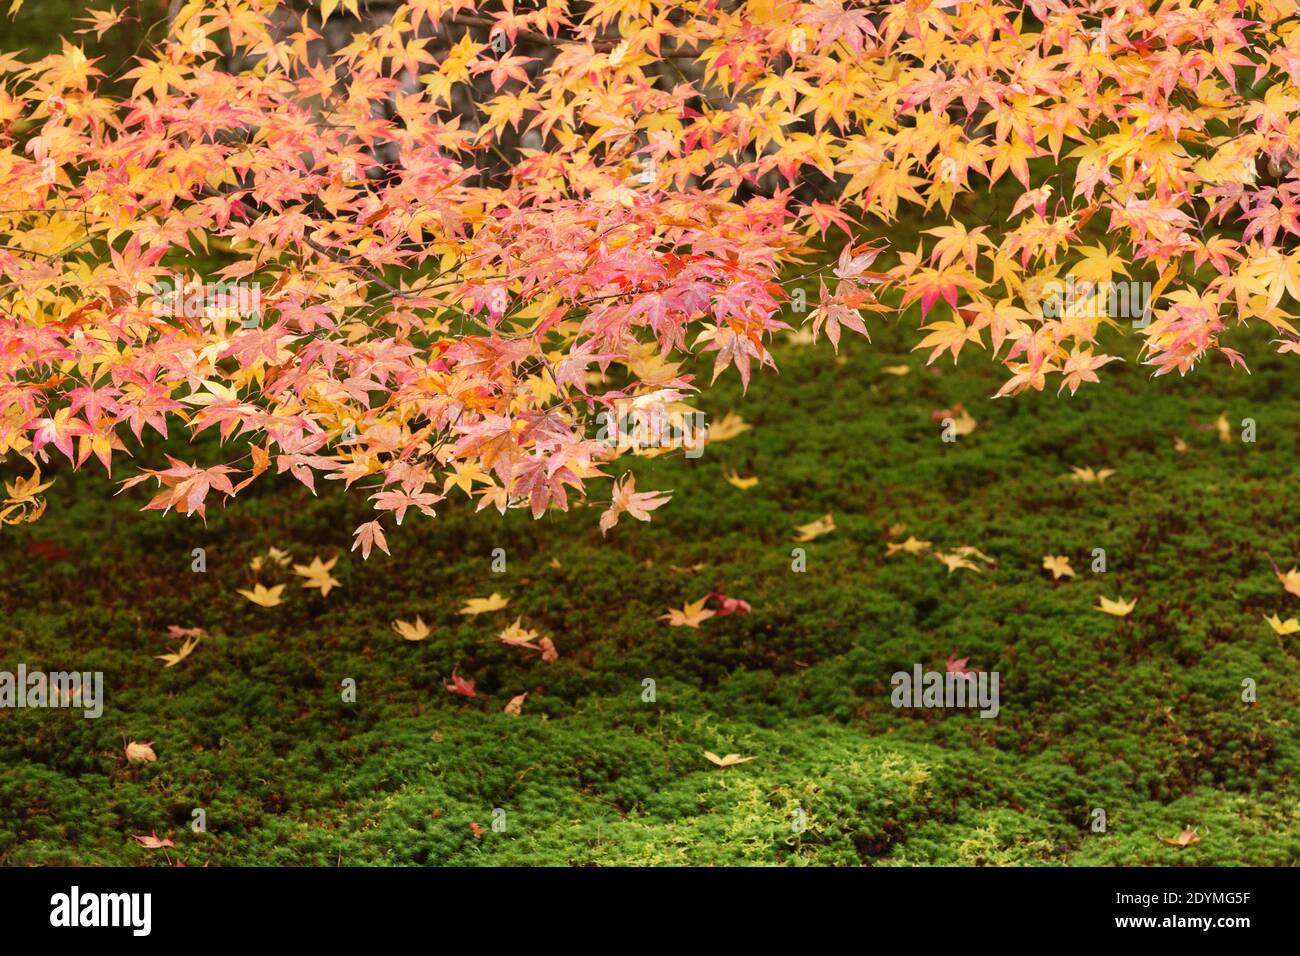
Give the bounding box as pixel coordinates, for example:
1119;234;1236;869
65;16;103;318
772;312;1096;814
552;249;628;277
915;318;984;365
724;468;759;490
1068;466;1115;483
1070;243;1130;285
703;750;754;767
1265;613;1300;635
1095;595;1137;617
706;411;752;443
393;616;431;642
237;583;285;607
155;634;200;668
4;467;53;502
659;598;715;628
953;545;996;565
443;460;492;497
1042;555;1075;579
935;551;981;573
498;617;542;647
793;512;835;542
293;555;340;598
949;407;978;436
886;536;931;557
319;0;360;22
459;593;509;616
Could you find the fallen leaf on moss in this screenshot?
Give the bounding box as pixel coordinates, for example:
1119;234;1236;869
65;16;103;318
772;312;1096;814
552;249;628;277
706;411;751;443
294;555;340;597
1159;826;1200;847
704;751;754;767
952;545;996;566
1067;466;1114;483
393;616;431;642
1095;595;1137;617
933;403;977;435
1271;560;1300;598
125;740;156;764
886;535;931;557
935;551;981;573
155;633;200;668
1042;555;1074;579
952;408;978;435
946;654;977;680
133;832;175;850
710;592;752;616
793;512;835;542
498;617;540;647
660;598;715;628
237;583;284;607
1266;613;1300;635
444;669;476;698
724;468;758;490
459;593;509;615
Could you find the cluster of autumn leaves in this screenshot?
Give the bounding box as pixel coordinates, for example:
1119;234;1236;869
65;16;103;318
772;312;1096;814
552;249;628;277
874;458;1300;641
789;493;1140;635
225;543;542;709
10;0;1300;558
395;595;557;714
0;468;52;528
223;536;755;712
235;546;341;607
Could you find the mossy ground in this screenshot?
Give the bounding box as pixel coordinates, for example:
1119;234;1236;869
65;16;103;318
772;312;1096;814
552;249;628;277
3;306;1300;866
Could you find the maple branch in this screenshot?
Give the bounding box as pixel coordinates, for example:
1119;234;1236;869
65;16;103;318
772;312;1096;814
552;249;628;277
0;244;57;260
446;15;619;52
301;232;401;295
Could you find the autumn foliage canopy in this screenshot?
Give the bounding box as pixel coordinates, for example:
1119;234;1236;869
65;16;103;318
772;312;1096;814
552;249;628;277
0;0;1295;549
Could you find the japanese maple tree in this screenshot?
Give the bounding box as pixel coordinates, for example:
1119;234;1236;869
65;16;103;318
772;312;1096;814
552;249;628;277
0;0;1293;547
